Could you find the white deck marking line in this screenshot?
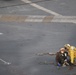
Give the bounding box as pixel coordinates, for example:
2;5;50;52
25;15;76;23
25;19;43;22
0;15;76;23
27;15;46;18
21;0;76;24
51;16;76;23
72;22;76;24
0;58;11;65
25;15;45;22
21;0;62;16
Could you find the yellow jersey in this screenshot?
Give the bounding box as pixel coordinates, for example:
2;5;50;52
68;46;76;64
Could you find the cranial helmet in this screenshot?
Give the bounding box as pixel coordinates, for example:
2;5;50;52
64;44;70;49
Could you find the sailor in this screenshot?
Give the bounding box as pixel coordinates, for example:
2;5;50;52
56;48;69;67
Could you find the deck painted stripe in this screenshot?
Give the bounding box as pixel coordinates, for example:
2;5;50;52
21;0;62;16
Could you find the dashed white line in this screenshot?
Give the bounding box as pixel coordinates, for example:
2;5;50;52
25;15;45;22
27;15;46;18
0;15;76;23
51;16;76;23
25;19;43;22
72;22;76;24
21;0;62;16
